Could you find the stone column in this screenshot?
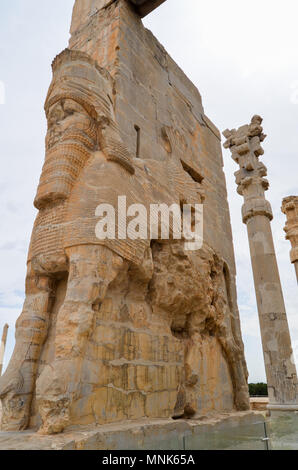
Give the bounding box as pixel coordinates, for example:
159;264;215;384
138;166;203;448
223;116;298;411
0;324;9;377
282;196;298;283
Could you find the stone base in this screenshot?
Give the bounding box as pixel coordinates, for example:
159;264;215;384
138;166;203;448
0;412;264;450
267;404;298;413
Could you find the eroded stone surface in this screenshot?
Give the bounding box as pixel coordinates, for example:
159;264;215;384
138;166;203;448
0;0;250;435
0;412;263;450
282;196;298;282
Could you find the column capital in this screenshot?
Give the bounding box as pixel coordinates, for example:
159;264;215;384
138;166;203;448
282;196;298;265
130;0;167;17
223;116;269;197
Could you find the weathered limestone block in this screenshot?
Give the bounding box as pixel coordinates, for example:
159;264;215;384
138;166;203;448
250;397;269;412
0;0;250;436
282;196;298;282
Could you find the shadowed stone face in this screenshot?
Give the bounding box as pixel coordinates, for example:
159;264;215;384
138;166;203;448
130;0;167;17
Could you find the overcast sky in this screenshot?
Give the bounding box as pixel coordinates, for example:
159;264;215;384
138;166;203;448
0;0;297;383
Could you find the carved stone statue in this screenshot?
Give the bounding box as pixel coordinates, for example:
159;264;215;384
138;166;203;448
0;15;250;435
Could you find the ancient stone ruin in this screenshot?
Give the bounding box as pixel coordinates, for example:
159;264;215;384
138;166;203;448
224;116;298;412
0;0;251;435
282;196;298;283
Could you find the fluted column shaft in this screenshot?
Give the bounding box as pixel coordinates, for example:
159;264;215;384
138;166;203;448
223;116;298;410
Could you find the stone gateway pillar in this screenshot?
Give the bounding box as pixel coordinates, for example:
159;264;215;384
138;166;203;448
0;325;9;377
0;0;252;435
223;116;298;412
282;196;298;283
